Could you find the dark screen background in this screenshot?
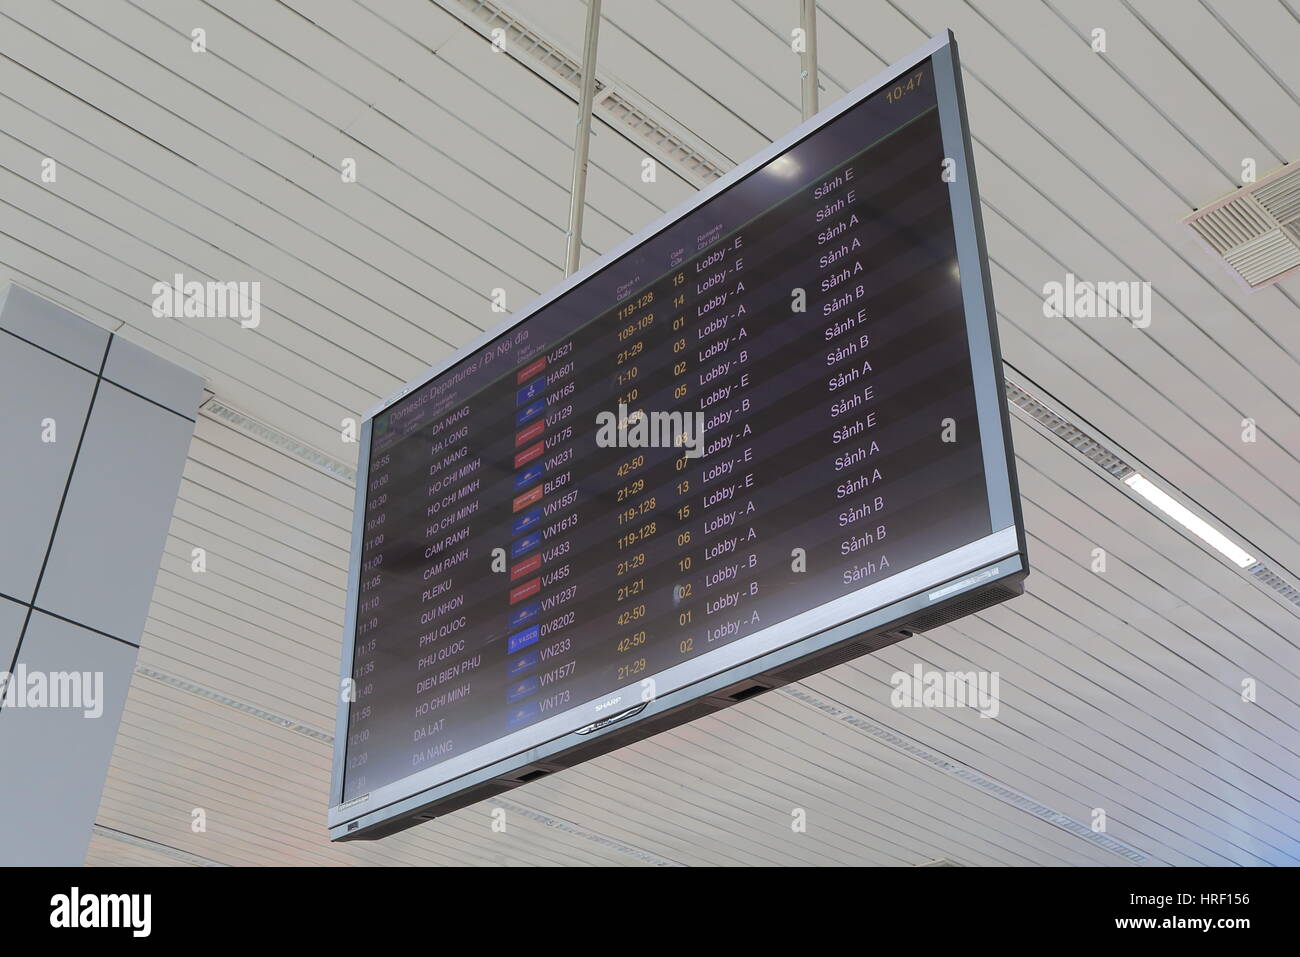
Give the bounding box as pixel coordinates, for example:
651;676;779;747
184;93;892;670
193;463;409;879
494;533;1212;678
342;59;992;802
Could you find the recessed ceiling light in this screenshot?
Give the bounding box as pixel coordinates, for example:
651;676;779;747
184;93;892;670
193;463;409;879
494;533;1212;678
1123;473;1256;568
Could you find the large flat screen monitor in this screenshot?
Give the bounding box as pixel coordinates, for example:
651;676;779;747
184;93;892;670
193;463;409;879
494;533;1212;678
330;30;1026;841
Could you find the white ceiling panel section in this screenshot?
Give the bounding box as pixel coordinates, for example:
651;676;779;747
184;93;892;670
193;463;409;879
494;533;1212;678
84;830;198;868
0;0;1295;866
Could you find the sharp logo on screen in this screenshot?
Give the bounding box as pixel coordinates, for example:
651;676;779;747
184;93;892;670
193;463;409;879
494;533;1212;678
0;667;103;717
49;888;151;938
594;695;624;713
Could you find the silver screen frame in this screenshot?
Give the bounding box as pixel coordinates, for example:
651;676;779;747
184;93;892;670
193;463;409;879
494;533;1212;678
329;30;1026;838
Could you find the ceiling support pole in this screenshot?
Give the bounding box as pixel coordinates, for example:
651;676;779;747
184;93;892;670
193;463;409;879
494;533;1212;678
564;0;603;276
799;0;819;120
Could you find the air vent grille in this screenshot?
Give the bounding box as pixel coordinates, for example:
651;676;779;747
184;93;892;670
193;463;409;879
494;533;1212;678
1184;164;1300;289
1249;564;1300;608
134;665;334;743
1189;198;1274;251
450;0;727;183
1004;380;1134;479
1255;172;1300;224
200;397;356;483
1223;230;1300;286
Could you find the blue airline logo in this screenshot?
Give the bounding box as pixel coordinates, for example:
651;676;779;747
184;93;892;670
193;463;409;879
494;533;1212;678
507;677;539;703
508;651;539;677
512;508;541;536
516;378;546;406
513;464;544;492
507;625;540;654
507;702;540;728
516;399;545;426
509;603;539;628
511;532;541;558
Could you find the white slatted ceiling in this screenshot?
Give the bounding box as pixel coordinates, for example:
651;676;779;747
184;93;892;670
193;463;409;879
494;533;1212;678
0;0;1294;865
84;831;196;867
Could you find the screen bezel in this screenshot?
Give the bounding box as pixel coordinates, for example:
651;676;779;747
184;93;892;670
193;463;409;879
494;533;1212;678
329;30;1025;834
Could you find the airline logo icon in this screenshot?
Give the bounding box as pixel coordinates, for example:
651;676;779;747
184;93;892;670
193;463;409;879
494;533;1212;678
511;532;541;558
515;399;545;426
510;577;541;604
515;420;545;447
516;356;547;385
508;650;539;677
507;625;540;654
507;677;540;703
516;378;546;406
509;602;539;628
513;462;544;491
513;485;543;512
507;701;540;728
510;553;542;581
512;508;541;535
514;441;545;470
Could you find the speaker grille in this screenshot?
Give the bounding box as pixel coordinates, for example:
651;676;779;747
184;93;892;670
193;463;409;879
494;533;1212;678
905;582;1020;633
765;629;913;684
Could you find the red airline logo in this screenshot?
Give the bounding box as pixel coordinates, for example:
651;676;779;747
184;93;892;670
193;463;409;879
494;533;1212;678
514;441;544;469
510;553;541;581
510;578;540;604
515;420;545;447
516;356;547;385
512;486;543;512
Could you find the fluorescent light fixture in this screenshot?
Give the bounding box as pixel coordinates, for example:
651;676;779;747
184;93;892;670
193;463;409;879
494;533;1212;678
1004;377;1134;479
1123;473;1256;568
448;0;728;184
1005;377;1294;605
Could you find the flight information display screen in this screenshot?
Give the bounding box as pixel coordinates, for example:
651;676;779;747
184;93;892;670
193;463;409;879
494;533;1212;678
340;54;995;804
